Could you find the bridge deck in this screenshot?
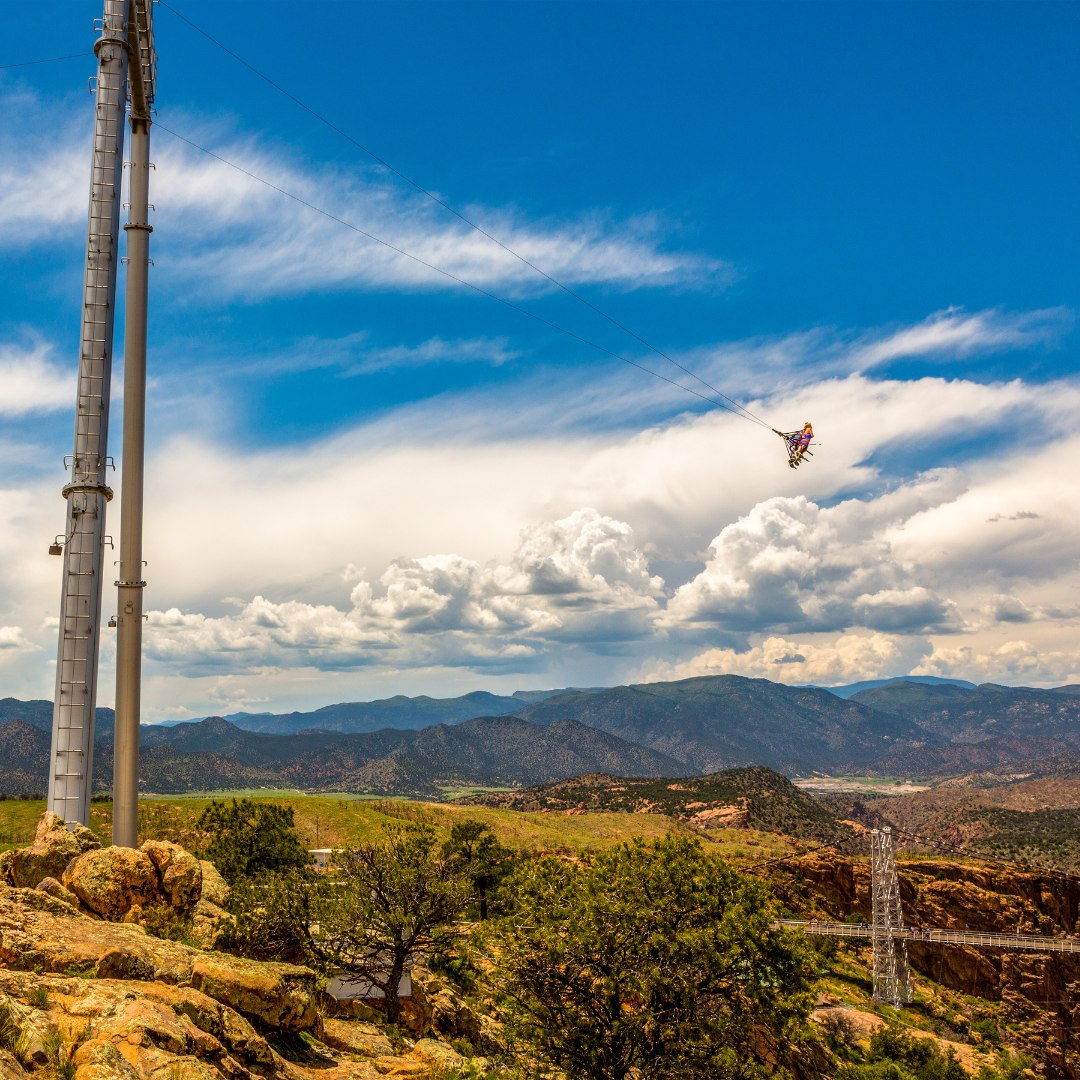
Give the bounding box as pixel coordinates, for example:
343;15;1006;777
780;920;1080;953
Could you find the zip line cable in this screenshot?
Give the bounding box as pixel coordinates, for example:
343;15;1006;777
1;52;92;69
156;0;772;431
155;122;754;419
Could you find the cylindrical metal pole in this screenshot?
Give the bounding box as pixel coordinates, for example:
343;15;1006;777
112;114;152;849
47;0;128;830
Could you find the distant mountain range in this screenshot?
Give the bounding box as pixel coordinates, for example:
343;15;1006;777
213;686;606;735
513;675;945;774
3;674;1079;796
814;675;977;699
849;681;1080;743
0;713;684;797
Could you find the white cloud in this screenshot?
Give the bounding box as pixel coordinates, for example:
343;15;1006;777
344;336;519;374
662;480;966;636
852;307;1069;369
913;640;1080;686
674;308;1072;405
0;341;75;416
4;303;1080;704
640;633;909;686
0;100;729;299
0;111;85;245
0;626;38;652
142;509;663;673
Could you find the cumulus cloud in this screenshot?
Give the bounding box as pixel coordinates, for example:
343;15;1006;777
143;509;664;673
4;294;1080;702
979;594;1078;626
641;633;908;686
0;626;38;652
913;640;1080;686
662;480;966;636
0;341;75;416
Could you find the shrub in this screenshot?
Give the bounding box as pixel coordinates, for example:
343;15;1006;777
838;1024;968;1080
140;901;200;948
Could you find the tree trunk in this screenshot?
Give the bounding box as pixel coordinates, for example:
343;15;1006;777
382;959;405;1025
480;891;488;921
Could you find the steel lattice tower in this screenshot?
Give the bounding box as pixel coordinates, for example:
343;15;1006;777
48;0;155;831
871;826;912;1006
47;0;129;828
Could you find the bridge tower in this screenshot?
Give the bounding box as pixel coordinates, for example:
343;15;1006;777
871;826;912;1007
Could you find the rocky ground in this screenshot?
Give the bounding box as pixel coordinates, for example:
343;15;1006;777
0;808;1070;1079
0;813;499;1079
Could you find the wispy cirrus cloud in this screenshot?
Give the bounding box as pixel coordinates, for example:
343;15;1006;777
851;307;1071;369
0;97;731;300
233;331;521;377
676;307;1073;404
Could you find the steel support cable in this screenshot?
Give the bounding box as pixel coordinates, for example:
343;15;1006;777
1;52;92;69
156;0;772;431
155;122;754;419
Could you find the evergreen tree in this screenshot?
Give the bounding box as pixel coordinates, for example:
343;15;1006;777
309;823;472;1024
441;820;514;920
196;798;312;883
488;834;815;1080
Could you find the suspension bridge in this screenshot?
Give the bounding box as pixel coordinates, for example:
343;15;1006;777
778;827;1080;1007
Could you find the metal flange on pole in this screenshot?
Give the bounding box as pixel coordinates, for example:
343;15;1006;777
112;0;156;850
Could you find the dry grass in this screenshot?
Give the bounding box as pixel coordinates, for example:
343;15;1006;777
0;793;798;864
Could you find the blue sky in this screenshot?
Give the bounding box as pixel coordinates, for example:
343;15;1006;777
2;1;1079;718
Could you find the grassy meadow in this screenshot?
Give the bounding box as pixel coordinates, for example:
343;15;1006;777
0;793;797;864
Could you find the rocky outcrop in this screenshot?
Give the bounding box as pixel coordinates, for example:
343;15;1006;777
140;840;202;909
62;847;160;920
410;962;504;1054
0;881;319;1031
775;849;1080;1076
8;812;99;890
320;1018;394;1056
0;964;487;1079
775;850;1080;936
198;859;230;907
0;814;498;1079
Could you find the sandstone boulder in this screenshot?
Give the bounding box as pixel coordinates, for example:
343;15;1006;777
10;811;99;890
94;946;155;981
34;877;79;910
198;860;229;907
0;884;321;1036
0;1050;23;1080
190;897;229;950
62;847;159;920
139;839;202;909
411;964;501;1052
413;1038;466;1069
321;1018;395;1057
190;953;320;1031
72;1037;140;1080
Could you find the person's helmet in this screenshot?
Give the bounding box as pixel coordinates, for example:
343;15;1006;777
804;421;812;429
